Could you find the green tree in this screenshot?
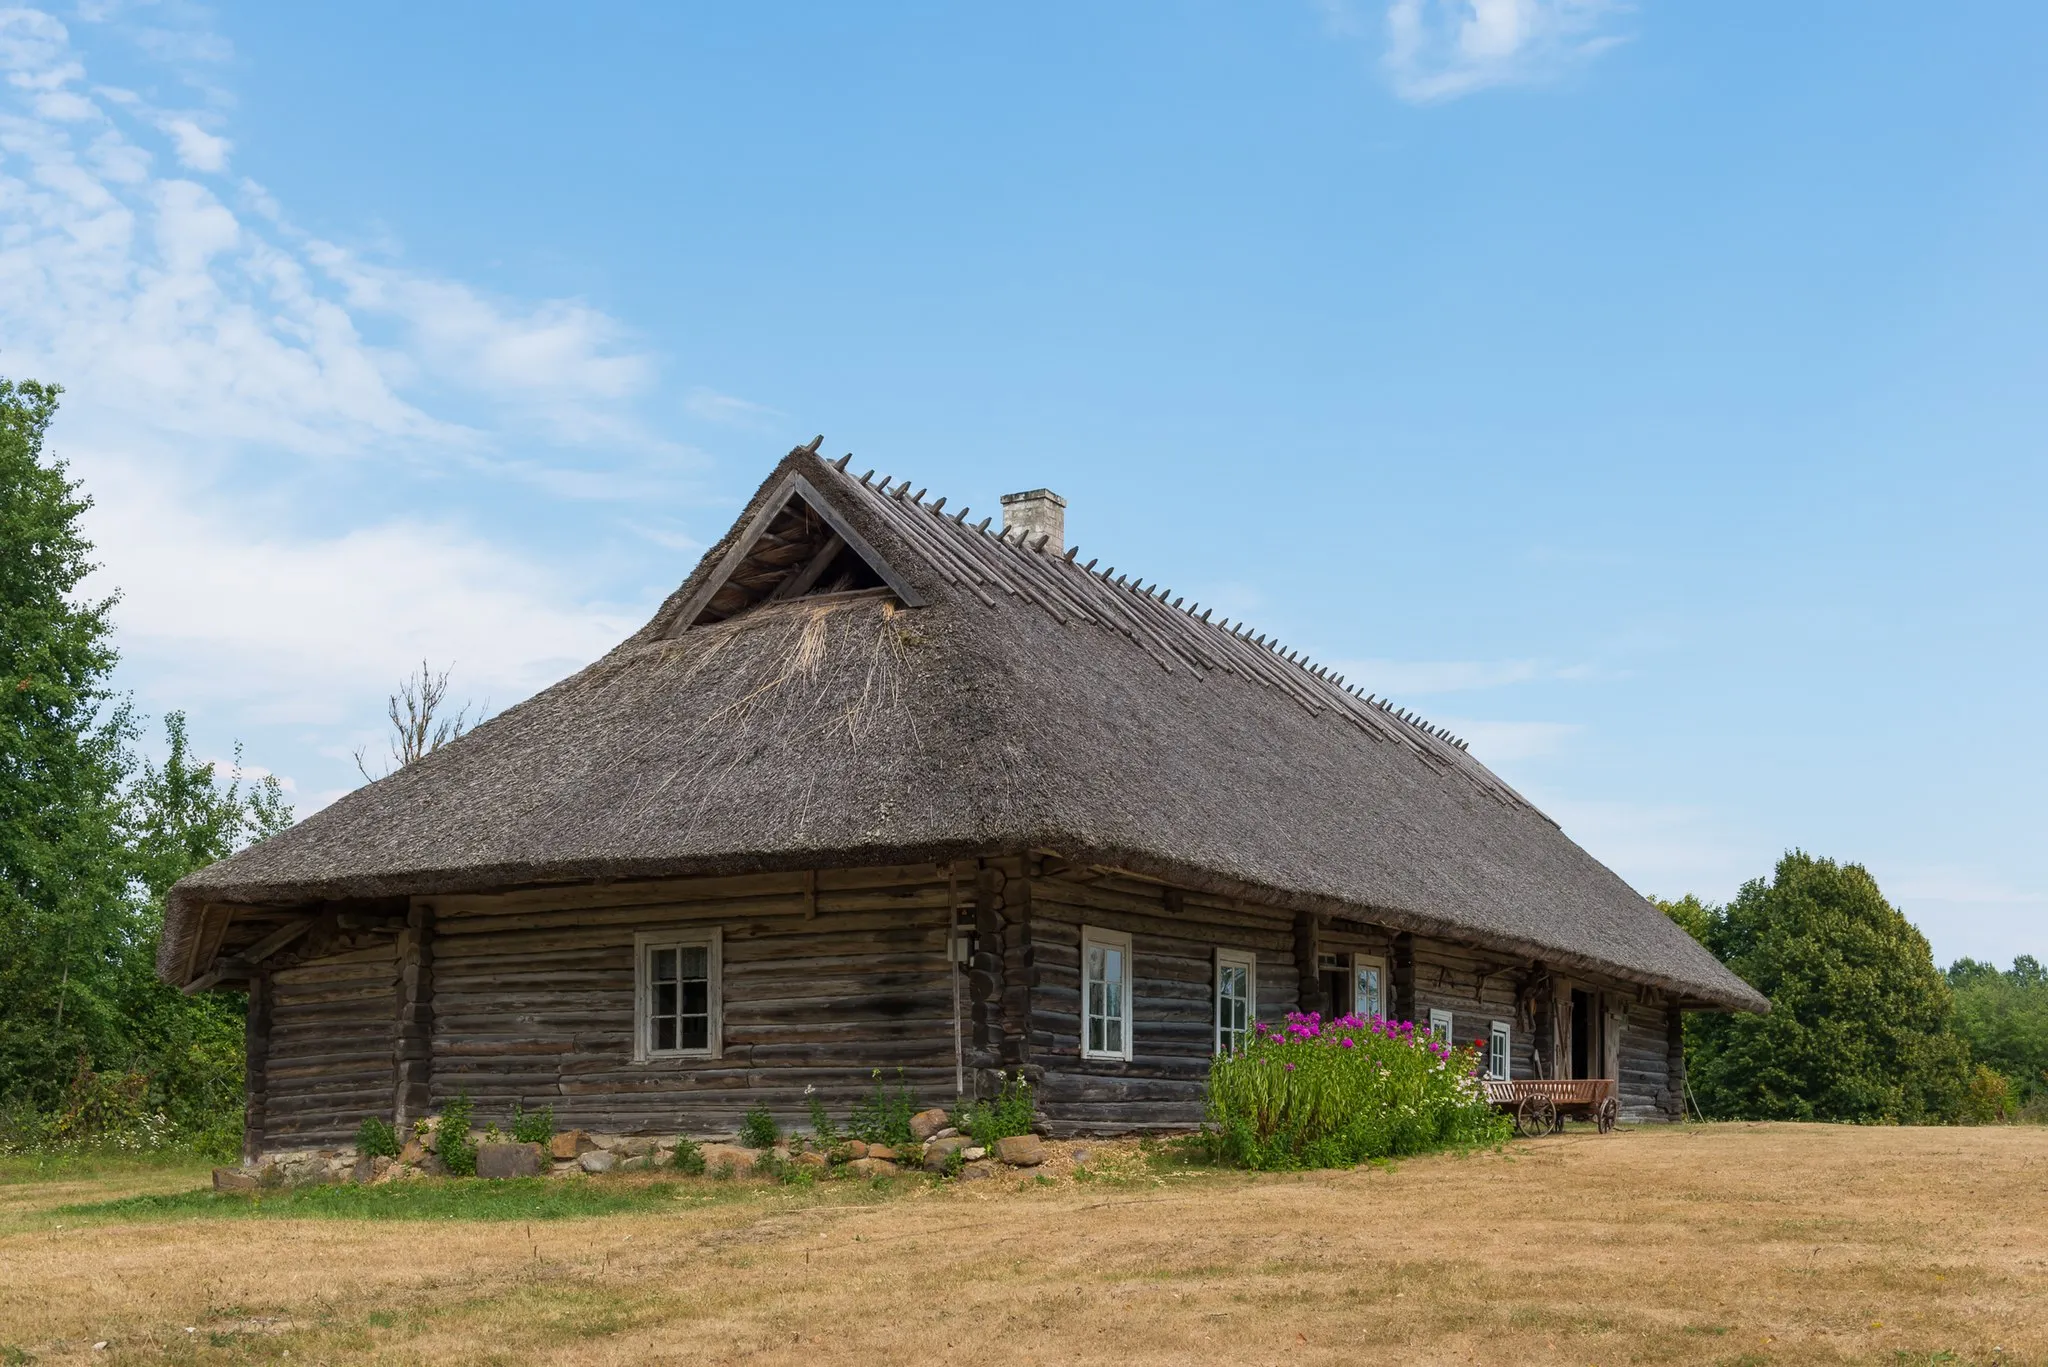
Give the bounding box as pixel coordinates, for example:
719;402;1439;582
1654;893;1716;946
1947;957;2048;1104
114;713;292;1150
1685;852;1973;1124
0;378;135;1109
1;377;292;1153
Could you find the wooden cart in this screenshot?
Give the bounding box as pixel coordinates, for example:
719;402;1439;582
1483;1078;1619;1137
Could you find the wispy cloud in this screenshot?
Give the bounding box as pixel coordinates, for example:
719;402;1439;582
0;6;689;806
683;385;781;428
1441;717;1580;763
1328;656;1594;695
0;6;669;464
1320;0;1630;103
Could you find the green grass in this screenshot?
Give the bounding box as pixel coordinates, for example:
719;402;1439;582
55;1176;701;1223
0;1150;214;1185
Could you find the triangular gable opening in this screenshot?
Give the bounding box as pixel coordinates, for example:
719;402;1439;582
676;472;924;630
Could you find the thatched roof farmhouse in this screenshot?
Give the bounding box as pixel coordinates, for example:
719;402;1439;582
162;442;1763;1157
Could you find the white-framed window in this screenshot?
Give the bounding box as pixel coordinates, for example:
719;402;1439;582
1427;1008;1453;1044
1082;926;1133;1061
634;928;722;1062
1215;948;1255;1055
1486;1020;1511;1080
1353;954;1388;1020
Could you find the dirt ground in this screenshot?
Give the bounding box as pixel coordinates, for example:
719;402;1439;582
2;1123;2044;1366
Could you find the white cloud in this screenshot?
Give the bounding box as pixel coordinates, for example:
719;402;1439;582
1321;0;1629;103
1533;794;1753;902
1330;656;1593;695
0;7;666;465
155;114;227;171
683;385;781;427
0;6;687;806
1443;717;1580;763
81;443;639;728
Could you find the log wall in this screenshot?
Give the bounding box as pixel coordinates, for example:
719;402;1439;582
247;856;1688;1148
1619;996;1679;1121
1030;869;1301;1134
261;938;399;1147
422;863;960;1134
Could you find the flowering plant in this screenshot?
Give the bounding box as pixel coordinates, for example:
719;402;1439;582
1202;1011;1509;1169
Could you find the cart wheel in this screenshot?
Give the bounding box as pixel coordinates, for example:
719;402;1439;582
1515;1095;1557;1138
1596;1097;1619;1134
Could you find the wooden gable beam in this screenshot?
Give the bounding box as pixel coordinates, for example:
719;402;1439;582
670;472;925;631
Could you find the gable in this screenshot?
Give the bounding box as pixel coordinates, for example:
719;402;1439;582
672;459;926;629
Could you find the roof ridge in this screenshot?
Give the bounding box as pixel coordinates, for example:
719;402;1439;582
820;453;1486;766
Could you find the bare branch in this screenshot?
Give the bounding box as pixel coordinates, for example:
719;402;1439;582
357;661;475;782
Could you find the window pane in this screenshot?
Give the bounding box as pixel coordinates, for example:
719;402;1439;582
1357;966;1381;1018
650;943;713;1055
1107;1014;1123;1053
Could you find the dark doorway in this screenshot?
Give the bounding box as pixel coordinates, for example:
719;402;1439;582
1316;955;1350;1018
1570;989;1593;1079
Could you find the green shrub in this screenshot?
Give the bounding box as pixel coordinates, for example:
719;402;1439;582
1202;1012;1509;1169
847;1069;919;1148
738;1106;779;1149
953;1073;1034;1148
354;1116;401;1159
509;1102;553;1146
670;1136;706;1175
1961;1065;2018;1124
435;1094;477;1177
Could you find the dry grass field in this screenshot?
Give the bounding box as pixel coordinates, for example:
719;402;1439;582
1;1123;2043;1366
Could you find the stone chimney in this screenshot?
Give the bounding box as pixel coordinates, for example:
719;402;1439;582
1000;488;1066;553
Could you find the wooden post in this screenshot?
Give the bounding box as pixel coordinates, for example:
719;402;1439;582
969;863;1007;1098
1666;1004;1688;1120
948;864;963;1097
393;899;435;1131
242;968;270;1165
1293;910;1319;1015
1000;869;1033;1069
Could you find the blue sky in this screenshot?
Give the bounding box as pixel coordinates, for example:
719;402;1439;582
2;2;2042;964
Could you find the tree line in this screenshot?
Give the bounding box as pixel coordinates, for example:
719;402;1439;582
1;379;290;1156
1661;853;2044;1125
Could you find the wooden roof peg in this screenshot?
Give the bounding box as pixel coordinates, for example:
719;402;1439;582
1084;558;1099;571
803;435;824;454
1200;608;1213;621
835;453;852;471
1033;533;1051;553
1172;596;1184;608
930;496;947;513
1064;544;1081;561
861;470;875;485
977;517;992;532
908;486;925;503
955;506;972;523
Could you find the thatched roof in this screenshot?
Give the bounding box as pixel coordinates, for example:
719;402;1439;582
161;444;1765;1012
